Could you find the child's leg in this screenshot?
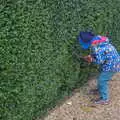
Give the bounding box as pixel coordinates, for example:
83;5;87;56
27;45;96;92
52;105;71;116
97;72;115;100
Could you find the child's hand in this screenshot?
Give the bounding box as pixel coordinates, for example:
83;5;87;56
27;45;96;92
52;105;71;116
83;55;93;63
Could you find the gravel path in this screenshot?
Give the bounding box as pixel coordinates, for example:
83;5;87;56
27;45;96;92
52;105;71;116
42;73;120;120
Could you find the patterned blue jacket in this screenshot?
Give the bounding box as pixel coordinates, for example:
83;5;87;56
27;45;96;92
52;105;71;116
90;36;120;72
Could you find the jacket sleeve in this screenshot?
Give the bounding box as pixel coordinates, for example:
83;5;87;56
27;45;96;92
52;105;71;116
91;47;106;65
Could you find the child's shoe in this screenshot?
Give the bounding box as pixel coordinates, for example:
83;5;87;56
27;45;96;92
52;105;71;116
89;88;99;95
94;98;110;105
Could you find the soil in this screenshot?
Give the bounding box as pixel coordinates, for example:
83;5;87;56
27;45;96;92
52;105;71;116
41;73;120;120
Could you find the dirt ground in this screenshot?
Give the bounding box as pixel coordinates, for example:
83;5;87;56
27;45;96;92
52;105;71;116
42;73;120;120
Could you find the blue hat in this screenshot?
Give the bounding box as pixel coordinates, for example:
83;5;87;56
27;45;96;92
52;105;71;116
78;31;95;49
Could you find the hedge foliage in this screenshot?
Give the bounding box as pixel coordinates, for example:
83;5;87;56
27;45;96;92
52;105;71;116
0;0;120;120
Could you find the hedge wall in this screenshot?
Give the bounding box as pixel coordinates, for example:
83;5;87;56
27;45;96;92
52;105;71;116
0;0;120;120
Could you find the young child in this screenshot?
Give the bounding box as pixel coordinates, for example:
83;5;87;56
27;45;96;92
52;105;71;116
78;31;120;105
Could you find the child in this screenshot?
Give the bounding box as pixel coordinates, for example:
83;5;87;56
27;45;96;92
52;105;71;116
78;31;120;105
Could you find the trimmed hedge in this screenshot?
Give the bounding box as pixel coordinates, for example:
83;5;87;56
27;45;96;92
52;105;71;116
0;0;120;120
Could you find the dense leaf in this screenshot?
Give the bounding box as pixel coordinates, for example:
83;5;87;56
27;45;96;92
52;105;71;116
0;0;120;120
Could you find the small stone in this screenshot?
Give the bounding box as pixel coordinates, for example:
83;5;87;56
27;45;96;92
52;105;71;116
66;101;72;105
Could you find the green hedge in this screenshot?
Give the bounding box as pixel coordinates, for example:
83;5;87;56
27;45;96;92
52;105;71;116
0;0;120;120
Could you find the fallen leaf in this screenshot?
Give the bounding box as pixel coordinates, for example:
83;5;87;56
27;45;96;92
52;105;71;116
80;106;93;112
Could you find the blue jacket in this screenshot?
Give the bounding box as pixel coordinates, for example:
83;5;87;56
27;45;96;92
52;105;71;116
90;36;120;72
